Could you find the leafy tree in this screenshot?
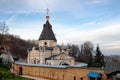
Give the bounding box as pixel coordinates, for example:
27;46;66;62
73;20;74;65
94;44;105;68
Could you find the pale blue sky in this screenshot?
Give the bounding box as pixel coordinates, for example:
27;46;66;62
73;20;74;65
0;0;120;55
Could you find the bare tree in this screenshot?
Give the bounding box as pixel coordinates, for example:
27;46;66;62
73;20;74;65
0;21;9;54
67;44;80;61
82;41;94;65
0;21;9;34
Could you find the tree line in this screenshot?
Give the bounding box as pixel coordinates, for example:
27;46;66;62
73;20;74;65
67;41;105;68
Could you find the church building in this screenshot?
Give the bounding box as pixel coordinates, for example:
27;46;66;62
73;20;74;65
27;10;74;66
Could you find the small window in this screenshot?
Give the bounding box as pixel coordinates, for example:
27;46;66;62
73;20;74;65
89;77;95;80
74;76;76;80
80;77;83;80
34;60;36;64
63;74;64;80
44;42;47;46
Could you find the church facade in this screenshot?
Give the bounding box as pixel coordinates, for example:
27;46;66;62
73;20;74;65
27;11;74;66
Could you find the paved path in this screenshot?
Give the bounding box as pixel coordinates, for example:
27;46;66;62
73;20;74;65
22;75;50;80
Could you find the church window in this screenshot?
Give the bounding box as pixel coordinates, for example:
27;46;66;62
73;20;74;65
34;60;36;64
36;59;40;64
74;76;76;80
63;74;64;80
44;42;47;46
80;77;83;80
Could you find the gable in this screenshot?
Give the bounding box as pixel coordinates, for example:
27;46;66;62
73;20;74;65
50;52;73;60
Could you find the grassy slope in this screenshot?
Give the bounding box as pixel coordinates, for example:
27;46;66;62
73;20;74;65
0;67;31;80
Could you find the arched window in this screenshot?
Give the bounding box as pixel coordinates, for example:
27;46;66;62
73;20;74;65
34;59;36;64
36;59;40;64
19;67;23;75
80;77;83;80
44;42;47;46
59;61;69;65
74;76;76;80
31;58;36;64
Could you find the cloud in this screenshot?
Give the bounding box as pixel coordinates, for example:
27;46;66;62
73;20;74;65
9;21;120;55
7;14;120;55
0;0;107;14
91;0;105;3
55;23;120;42
6;15;18;26
1;0;120;55
52;22;120;55
9;23;41;40
0;0;57;13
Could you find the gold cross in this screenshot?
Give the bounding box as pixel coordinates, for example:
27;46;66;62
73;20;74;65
46;8;49;15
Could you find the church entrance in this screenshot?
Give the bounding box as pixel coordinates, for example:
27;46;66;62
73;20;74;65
59;61;69;65
61;63;69;65
19;67;23;75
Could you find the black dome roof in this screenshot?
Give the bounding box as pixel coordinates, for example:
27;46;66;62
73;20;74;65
38;20;57;42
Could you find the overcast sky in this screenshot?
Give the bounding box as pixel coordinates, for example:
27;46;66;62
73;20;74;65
0;0;120;55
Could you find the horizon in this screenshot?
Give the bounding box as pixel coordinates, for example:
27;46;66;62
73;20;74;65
0;0;120;55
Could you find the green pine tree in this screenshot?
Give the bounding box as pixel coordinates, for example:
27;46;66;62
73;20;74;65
88;52;94;67
94;44;105;68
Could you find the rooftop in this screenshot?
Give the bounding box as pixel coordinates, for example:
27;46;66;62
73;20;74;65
38;20;57;42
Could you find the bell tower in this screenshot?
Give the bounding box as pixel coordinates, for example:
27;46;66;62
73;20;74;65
38;9;57;47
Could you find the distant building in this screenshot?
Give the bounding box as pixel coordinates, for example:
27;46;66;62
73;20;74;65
27;10;74;66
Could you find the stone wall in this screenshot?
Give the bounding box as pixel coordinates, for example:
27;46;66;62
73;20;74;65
11;62;106;80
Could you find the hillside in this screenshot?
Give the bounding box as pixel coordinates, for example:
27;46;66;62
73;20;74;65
0;66;31;80
0;34;35;59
